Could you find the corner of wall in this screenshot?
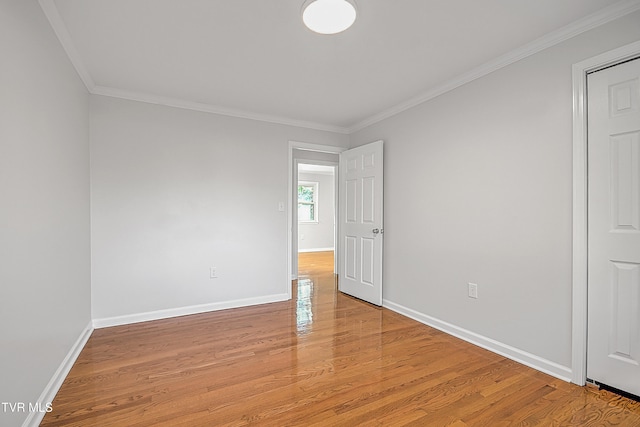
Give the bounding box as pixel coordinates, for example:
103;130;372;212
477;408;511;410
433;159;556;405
21;323;94;427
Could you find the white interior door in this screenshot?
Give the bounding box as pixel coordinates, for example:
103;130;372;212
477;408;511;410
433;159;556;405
339;140;383;306
587;57;640;396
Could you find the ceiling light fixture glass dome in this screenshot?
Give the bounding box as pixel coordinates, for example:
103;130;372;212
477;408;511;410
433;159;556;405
302;0;357;35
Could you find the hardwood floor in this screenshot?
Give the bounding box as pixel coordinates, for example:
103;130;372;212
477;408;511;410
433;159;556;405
42;251;640;426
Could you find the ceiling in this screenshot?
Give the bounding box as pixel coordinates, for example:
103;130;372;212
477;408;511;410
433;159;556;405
42;0;639;133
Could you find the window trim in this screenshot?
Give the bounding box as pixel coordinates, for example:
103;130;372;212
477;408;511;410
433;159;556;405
298;180;319;223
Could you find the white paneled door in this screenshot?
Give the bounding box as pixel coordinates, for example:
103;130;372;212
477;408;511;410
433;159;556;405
339;141;383;306
587;57;640;396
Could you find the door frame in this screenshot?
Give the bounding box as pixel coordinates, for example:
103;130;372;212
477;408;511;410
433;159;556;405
571;39;640;386
288;141;346;299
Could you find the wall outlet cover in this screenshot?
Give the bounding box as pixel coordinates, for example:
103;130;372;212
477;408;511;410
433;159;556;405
468;283;478;299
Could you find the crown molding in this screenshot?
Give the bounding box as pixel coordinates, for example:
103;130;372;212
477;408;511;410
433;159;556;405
39;0;95;91
91;86;351;134
347;0;640;133
38;0;350;134
40;0;640;136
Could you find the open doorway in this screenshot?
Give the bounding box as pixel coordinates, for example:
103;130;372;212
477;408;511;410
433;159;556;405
298;163;335;252
288;142;344;305
295;160;337;272
297;162;336;283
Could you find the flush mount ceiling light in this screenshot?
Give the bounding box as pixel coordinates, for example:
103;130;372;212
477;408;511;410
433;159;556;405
302;0;357;35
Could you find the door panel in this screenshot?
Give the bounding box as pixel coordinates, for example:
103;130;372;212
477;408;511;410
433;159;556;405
345;236;357;280
611;133;639;231
608;261;639;364
587;57;640;396
339;141;383;306
362;237;375;286
346;179;357;222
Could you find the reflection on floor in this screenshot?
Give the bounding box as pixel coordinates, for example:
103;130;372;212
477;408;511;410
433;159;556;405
295;250;335;334
41;251;640;426
295;278;313;332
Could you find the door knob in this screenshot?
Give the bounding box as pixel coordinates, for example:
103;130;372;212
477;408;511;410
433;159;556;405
372;228;380;234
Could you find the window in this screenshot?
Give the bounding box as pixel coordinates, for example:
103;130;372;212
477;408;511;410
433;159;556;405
298;181;318;223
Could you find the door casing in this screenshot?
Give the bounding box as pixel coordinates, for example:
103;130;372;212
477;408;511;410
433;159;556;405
571;39;640;386
288;141;346;299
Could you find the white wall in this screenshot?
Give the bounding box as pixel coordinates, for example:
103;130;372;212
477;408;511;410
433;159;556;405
350;11;640;374
90;96;348;322
0;1;91;425
298;171;335;252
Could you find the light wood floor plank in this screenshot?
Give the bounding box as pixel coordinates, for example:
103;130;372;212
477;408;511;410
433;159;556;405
41;251;640;426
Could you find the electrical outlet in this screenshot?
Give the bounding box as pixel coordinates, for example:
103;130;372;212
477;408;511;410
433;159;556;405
210;267;218;279
468;283;478;299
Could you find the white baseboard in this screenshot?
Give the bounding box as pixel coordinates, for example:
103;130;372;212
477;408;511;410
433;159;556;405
298;247;334;253
92;293;290;329
23;321;94;427
383;299;573;382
